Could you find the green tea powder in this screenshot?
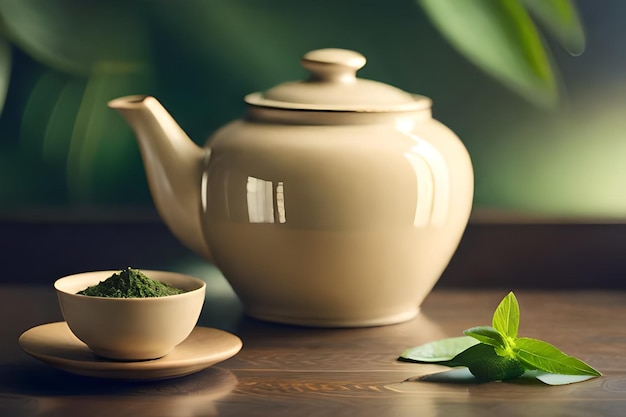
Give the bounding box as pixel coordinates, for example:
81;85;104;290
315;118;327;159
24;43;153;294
78;267;184;298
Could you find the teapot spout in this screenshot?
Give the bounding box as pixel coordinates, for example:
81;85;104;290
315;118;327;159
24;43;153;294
108;95;212;261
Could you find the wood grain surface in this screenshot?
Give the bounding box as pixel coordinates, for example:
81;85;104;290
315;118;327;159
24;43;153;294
2;286;625;417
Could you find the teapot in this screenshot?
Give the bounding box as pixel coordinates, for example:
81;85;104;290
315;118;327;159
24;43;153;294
108;48;473;327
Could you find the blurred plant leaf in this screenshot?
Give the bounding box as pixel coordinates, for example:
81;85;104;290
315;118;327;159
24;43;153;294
0;0;148;75
0;34;10;115
19;71;70;157
522;0;585;56
66;62;152;203
419;0;557;107
41;78;84;164
147;0;310;90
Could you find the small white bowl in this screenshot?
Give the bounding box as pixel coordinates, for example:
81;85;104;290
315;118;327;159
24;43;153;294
54;270;206;361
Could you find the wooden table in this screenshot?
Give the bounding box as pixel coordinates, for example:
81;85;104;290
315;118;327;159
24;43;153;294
2;284;625;417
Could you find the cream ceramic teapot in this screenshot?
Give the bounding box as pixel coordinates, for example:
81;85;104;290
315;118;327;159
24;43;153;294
108;48;473;327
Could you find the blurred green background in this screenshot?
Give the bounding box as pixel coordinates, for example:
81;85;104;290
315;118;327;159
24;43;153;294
1;0;625;221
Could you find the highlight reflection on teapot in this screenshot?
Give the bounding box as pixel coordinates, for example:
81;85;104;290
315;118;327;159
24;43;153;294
109;48;473;327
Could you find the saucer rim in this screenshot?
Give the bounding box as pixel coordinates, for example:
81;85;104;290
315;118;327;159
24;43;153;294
18;321;242;380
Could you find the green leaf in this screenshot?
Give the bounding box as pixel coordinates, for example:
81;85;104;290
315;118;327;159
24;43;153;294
464;326;507;349
522;0;585;56
0;0;148;75
0;34;10;115
399;338;500;370
431;343;526;382
419;0;557;107
418;367;479;383
534;371;597;385
399;336;479;363
446;343;500;368
514;337;601;376
492;291;520;339
399;292;600;386
416;369;595;385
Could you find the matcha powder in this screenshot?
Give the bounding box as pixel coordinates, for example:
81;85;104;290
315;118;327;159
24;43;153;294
78;267;184;298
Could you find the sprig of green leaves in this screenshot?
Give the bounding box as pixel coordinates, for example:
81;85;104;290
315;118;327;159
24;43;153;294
399;292;601;384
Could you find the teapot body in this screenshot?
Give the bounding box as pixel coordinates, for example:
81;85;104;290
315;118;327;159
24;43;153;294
109;49;474;326
199;110;473;326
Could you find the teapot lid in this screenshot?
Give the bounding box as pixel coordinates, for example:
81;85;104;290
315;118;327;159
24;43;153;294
244;48;430;112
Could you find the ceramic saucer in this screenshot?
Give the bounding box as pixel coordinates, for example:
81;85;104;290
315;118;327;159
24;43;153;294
19;322;242;380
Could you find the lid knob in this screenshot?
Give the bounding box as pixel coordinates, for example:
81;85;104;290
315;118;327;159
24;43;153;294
301;48;366;83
